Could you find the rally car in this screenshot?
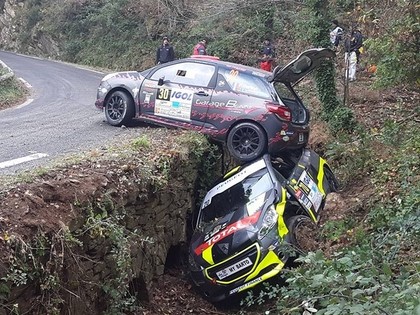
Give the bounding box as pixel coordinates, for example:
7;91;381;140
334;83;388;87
95;48;335;162
187;149;338;301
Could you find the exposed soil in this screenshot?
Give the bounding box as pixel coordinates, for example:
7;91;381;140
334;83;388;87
1;71;418;314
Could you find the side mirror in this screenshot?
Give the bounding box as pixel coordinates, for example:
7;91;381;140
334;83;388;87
158;77;165;86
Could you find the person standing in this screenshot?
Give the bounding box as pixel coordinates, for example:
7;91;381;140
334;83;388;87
156;36;175;64
344;26;363;81
330;20;343;49
192;39;207;55
259;39;276;71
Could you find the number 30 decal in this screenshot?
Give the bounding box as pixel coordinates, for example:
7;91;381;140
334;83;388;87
157;88;171;101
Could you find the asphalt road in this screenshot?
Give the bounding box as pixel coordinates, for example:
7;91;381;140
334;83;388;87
0;51;137;175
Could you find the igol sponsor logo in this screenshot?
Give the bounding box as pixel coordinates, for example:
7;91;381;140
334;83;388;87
172;90;193;101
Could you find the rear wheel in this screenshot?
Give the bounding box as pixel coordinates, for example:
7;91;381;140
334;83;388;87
104;91;135;126
226;122;267;162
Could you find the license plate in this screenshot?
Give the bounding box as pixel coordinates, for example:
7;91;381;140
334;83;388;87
216;257;252;280
298;133;305;143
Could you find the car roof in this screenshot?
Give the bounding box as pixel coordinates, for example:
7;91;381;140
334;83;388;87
182;56;272;78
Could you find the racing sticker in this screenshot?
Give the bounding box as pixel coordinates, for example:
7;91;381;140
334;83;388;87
154;88;193;121
194;211;261;256
296;170;323;212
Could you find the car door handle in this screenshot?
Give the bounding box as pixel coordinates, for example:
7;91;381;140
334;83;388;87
195;91;209;97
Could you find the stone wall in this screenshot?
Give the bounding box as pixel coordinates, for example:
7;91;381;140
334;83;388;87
0;131;222;314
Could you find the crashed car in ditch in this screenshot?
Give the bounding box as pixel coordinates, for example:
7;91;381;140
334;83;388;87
95;48;335;162
188;149;339;302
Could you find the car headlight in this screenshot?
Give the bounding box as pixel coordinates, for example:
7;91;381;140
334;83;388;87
258;205;278;239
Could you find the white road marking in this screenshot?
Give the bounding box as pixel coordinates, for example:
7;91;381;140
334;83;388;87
0;153;49;169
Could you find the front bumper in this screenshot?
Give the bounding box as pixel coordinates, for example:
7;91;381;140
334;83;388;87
190;240;287;302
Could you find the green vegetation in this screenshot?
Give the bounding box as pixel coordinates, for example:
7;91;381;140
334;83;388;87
242;100;419;314
0;76;27;109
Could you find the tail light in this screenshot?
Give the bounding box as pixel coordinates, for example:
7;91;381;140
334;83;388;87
266;103;292;121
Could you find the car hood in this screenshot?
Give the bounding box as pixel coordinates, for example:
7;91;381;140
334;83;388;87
190;188;277;266
190;208;261;265
269;48;335;84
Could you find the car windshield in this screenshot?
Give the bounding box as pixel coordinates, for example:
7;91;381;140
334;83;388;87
198;168;273;228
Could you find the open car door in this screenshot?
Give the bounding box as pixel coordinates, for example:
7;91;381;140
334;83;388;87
269;48;335;85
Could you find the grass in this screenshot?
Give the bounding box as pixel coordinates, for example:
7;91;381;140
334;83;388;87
0;76;28;110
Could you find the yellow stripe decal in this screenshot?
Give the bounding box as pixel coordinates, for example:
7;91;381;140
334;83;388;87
223;166;240;179
317;158;326;197
308;209;317;223
202;245;214;265
276;188;288;238
244;250;284;283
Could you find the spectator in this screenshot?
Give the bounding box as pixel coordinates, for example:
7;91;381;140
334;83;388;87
193;39;207;55
156;36;175;64
344;26;363;81
330;19;343;49
259;39;276;71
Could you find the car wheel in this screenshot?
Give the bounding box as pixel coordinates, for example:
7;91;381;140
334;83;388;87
104;91;135;126
227;122;267;162
286;215;320;256
324;166;340;193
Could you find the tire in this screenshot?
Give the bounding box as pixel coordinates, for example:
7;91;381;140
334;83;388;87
226;122;267;162
104;91;135;126
324;166;340;193
285;215;319;256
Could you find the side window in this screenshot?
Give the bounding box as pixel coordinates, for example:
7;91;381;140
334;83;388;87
150;62;215;87
218;68;271;99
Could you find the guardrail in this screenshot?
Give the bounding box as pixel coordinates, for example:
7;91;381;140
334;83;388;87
0;60;14;82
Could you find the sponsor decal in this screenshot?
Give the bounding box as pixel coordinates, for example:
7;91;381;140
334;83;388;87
296;170;323;212
154;88;193;120
194;211;261;255
196;99;249;109
204;223;228;242
229;276;263;295
143;92;153;104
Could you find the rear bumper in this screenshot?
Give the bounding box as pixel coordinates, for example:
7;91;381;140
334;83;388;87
267;122;309;154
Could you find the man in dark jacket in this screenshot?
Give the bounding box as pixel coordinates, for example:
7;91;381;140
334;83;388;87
156;36;175;64
259;39;276;71
344;26;363;81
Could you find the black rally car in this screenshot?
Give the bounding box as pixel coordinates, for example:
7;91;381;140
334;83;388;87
188;149;339;301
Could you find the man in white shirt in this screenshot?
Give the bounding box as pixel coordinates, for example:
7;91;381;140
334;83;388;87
330;20;343;48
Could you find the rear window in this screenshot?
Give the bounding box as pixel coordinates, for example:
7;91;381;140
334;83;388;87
218;68;271;99
273;82;297;100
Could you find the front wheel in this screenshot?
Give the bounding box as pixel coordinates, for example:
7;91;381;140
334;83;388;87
324;166;340;193
226;122;267;163
104;91;135;126
286;215;320;256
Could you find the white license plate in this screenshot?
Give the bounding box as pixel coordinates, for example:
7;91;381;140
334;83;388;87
216;257;252;280
298;133;305;143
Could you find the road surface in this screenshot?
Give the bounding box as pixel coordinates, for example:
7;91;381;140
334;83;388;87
0;51;139;175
